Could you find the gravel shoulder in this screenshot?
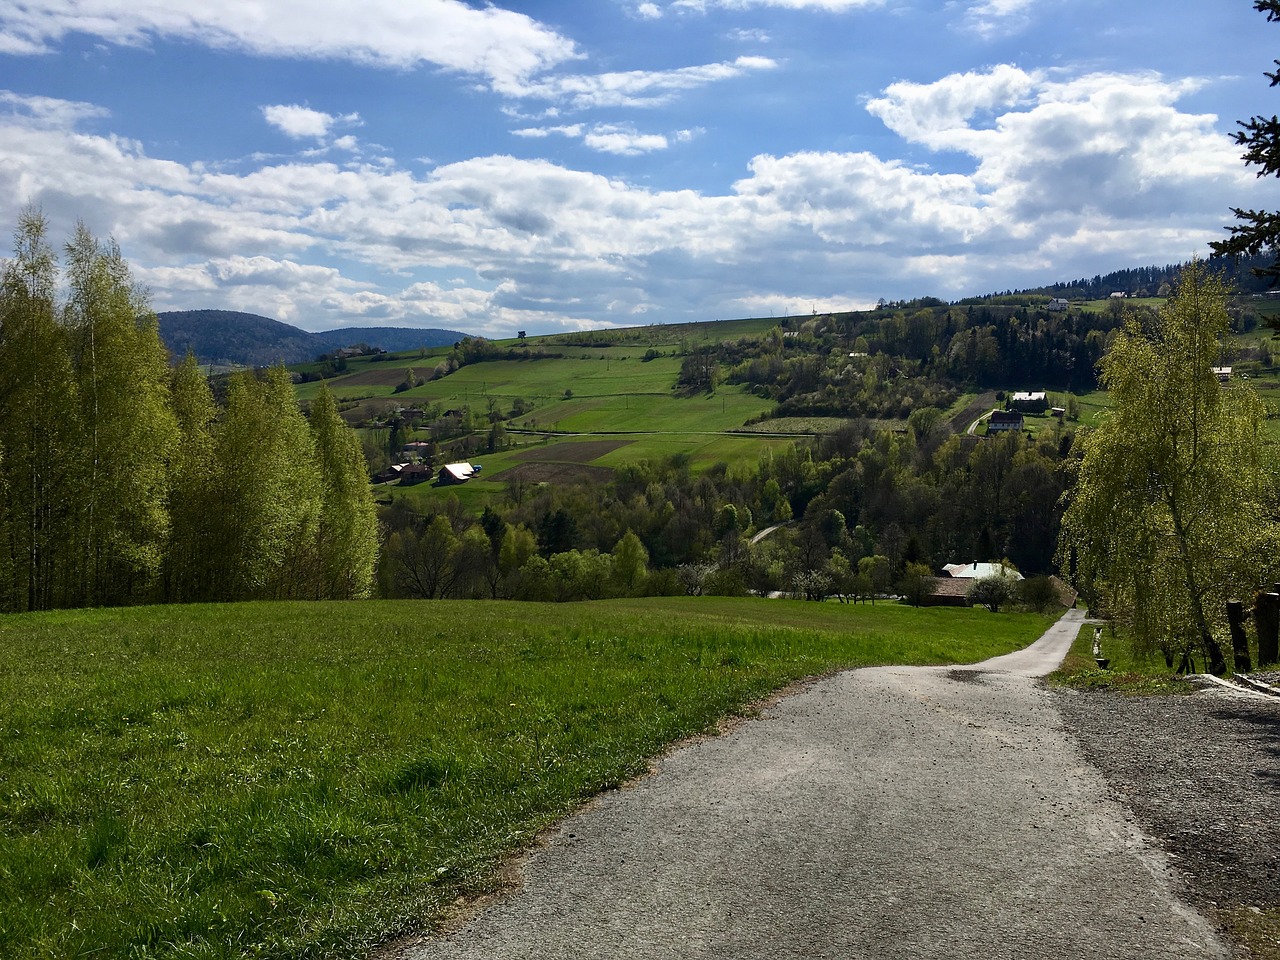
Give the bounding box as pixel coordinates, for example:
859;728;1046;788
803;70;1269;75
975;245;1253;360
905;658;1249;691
1053;682;1280;957
392;611;1228;959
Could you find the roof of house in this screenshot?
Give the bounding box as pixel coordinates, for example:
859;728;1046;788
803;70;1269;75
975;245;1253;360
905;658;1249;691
441;462;476;481
928;577;972;598
1011;391;1046;402
943;562;1024;581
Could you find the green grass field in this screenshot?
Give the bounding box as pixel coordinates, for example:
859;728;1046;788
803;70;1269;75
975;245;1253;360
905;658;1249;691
1;598;1052;960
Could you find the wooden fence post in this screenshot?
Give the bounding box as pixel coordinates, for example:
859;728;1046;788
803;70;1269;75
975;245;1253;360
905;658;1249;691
1227;600;1252;674
1256;592;1280;668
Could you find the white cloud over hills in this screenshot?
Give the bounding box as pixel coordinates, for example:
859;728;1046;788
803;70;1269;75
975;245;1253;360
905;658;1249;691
0;1;1273;334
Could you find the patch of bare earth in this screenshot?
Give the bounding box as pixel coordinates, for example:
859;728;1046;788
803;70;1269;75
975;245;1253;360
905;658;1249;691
510;439;633;463
495;462;615;486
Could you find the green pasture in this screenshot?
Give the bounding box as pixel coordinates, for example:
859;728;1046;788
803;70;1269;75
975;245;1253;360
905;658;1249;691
379;433;804;512
0;598;1052;960
1077;297;1166;314
506;387;771;434
400;354;685;407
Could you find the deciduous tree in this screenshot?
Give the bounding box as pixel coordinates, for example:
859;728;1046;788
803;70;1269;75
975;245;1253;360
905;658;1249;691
63;223;177;605
308;386;378;599
0;209;82;611
1059;262;1278;672
164;353;219;601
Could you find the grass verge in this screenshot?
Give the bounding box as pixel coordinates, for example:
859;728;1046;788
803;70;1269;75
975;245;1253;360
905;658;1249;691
1045;623;1191;694
1;597;1050;959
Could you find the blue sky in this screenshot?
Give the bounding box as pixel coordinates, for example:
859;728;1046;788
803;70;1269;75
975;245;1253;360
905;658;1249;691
1;0;1279;335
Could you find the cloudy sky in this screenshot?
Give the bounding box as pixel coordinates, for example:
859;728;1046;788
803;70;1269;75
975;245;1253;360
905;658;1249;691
1;1;1278;335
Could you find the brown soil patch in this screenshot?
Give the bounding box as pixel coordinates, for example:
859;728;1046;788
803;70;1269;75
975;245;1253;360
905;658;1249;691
495;462;615;486
511;439;633;464
338;367;423;388
948;391;998;433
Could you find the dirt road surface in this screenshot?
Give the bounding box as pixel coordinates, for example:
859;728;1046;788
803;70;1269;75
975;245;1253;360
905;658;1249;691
397;609;1225;959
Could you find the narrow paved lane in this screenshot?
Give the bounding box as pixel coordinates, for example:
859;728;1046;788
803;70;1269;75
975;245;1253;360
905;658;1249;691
398;609;1225;959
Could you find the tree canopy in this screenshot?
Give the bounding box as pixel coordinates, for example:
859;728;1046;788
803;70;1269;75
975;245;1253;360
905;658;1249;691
0;208;379;611
1059;262;1280;671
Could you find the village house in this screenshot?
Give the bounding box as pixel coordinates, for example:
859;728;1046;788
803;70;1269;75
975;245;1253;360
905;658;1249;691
987;410;1024;434
398;463;433;486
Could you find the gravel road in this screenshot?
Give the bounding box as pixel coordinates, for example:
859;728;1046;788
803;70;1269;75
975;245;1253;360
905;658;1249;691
394;610;1228;959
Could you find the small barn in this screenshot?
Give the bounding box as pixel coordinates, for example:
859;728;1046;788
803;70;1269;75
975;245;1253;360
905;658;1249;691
437;462;480;485
1009;391;1048;413
920;577;972;607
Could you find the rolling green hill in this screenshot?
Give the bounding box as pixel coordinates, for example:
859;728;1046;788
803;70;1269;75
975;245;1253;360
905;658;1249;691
156;310;467;367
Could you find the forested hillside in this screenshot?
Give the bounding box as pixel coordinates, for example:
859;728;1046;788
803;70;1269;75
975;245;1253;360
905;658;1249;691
157;309;467;367
370;258;1275;606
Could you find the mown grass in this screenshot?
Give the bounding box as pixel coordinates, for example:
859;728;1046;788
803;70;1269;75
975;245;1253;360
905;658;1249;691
0;597;1050;960
1045;624;1191;695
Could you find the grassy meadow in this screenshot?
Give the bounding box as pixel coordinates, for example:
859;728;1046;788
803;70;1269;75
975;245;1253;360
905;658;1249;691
0;597;1052;959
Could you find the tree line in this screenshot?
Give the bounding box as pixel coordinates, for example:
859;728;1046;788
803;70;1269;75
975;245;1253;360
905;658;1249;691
379;411;1069;604
0;209;379;612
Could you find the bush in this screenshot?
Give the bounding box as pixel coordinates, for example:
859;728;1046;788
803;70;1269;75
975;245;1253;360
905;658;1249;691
1018;575;1059;613
967;574;1017;612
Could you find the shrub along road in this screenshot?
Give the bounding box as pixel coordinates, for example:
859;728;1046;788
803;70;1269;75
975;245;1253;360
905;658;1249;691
394;609;1226;959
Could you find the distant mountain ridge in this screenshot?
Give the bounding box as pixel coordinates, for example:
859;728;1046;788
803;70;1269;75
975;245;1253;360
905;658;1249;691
156;310;470;367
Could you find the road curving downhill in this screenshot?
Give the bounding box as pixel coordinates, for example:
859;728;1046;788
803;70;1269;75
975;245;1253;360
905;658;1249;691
392;608;1225;959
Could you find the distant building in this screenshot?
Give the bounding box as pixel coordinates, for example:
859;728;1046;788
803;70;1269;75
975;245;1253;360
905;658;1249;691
942;562;1024;581
921;577;972;608
1009;391;1048;413
399;464;433;486
1047;298;1070;312
987;410;1024;434
1109;291;1127;299
438;462;481;485
373;464;405;484
1212;366;1232;383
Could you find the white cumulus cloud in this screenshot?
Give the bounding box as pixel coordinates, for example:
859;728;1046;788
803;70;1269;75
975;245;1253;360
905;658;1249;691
0;70;1273;334
0;0;580;90
261;104;361;140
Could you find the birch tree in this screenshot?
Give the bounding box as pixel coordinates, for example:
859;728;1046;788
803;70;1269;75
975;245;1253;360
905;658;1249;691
164;353;219;601
63;224;177;605
308;385;378;599
211;367;320;600
0;209;82;611
1059;262;1278;672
